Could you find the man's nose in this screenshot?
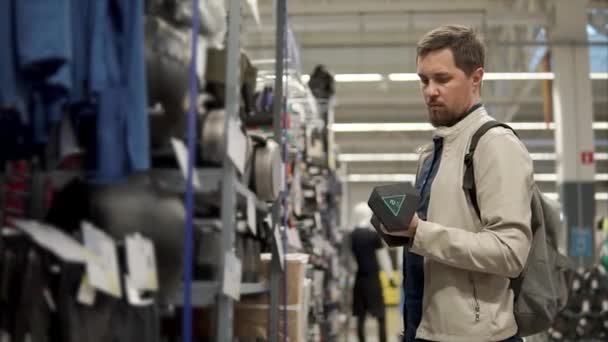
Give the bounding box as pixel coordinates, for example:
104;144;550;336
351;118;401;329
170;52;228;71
424;82;439;98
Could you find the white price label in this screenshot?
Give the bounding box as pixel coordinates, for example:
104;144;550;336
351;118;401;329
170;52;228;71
171;138;201;189
222;251;242;300
286;228;303;250
247;194;257;236
77;275;96;306
246;0;261;26
124;275;155;307
314;212;322;230
126;233;159;291
13;219;89;263
82;222;122;298
226;118;247;175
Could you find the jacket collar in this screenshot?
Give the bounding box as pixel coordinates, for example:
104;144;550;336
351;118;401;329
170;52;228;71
433;105;487;141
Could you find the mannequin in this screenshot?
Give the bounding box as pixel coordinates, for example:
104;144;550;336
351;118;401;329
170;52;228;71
349;202;397;342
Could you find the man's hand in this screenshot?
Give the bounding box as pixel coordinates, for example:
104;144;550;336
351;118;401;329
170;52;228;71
379;213;419;238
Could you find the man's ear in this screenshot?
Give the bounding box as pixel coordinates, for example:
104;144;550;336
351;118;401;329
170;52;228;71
471;67;484;91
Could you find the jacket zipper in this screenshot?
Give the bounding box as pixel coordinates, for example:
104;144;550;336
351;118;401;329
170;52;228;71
470;274;481;322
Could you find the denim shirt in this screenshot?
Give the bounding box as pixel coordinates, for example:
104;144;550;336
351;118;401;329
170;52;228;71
403;136;443;342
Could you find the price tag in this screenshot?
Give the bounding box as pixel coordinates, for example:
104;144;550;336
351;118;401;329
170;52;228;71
246;0;261;26
126;233;159;291
82;222;122;298
222;251;242;300
226;118;247;175
274;226;285;270
77;275;96;306
171;138;201;189
314;212;323;230
124;275;155;307
286;228;303;250
13;219;89;263
247;194;257;236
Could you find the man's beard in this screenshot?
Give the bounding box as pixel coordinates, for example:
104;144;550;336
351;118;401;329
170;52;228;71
428;107;464;127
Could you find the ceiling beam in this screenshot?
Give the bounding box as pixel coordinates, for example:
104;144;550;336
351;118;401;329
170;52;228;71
244;11;549;34
255;0;493;16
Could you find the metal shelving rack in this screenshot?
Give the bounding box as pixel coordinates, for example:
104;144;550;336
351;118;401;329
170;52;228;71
270;0;289;341
214;0;241;338
176;0;288;341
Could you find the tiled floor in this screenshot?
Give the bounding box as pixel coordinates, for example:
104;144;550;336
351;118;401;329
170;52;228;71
346;306;402;342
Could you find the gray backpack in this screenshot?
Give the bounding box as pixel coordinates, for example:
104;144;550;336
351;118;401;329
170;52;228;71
463;121;572;337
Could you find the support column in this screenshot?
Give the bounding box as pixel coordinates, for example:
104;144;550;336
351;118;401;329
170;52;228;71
550;0;596;268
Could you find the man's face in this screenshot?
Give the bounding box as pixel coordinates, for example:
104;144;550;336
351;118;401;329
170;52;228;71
416;48;482;127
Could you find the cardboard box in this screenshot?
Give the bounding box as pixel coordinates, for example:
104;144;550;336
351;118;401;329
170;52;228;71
250;253;309;306
234;254;311;341
234;306;302;342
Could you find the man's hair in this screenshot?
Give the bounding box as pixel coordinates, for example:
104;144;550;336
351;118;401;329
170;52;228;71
417;25;485;76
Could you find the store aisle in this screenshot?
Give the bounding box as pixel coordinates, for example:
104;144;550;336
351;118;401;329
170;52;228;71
347;306;402;342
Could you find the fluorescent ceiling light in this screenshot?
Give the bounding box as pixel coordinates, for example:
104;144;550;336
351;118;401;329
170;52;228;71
332;122;608;132
388;72;605;82
347;174;416;182
334;73;383;82
591;73;608;80
544;192;608;201
388;73;420;81
347;173;608;182
339;153;420;162
484;72;555;80
338;153;608;162
332;122;433;132
389;72;555;81
271;72;606;84
595;122;608;129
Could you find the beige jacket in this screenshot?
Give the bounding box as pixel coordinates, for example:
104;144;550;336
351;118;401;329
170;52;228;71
410;107;534;341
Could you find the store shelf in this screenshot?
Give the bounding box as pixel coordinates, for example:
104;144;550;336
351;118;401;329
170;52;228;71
234;179;270;213
149;168;269;213
171;281;220;308
168;281;268;308
241;282;269;296
194;218;222;230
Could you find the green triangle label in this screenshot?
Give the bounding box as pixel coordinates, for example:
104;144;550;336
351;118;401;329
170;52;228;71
382;195;406;216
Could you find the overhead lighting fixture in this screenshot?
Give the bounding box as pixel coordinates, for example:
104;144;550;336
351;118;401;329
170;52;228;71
591;73;608;80
543;192;608;201
594;122;608;129
388;73;420;81
484;72;555;80
338;153;608;162
334;73;383;82
331;122;608;132
347;173;608;182
346;174;416;182
338;153;420;162
268;72;606;84
332;122;433;132
388;72;605;82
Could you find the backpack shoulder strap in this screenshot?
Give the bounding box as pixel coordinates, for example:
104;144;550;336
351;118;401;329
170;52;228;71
463;121;518;218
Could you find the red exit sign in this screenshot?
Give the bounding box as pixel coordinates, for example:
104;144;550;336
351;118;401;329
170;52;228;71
581;151;594;165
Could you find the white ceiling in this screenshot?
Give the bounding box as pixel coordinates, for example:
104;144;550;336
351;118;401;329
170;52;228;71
242;0;608;211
